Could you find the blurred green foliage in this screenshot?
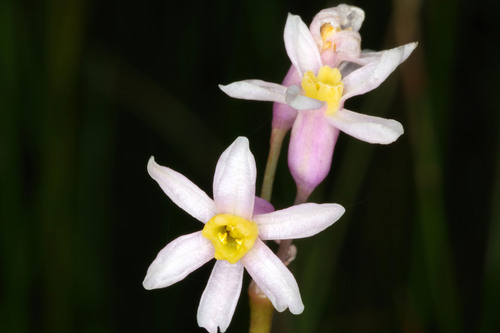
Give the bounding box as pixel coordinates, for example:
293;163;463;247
1;0;499;332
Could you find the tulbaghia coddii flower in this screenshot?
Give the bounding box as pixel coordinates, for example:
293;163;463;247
143;137;345;333
220;12;417;199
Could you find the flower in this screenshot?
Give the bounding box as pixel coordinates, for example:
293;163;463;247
143;137;345;333
219;12;417;199
309;5;365;68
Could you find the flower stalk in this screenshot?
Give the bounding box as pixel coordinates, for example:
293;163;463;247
260;128;287;202
248;281;275;333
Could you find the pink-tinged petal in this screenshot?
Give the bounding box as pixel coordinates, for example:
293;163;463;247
255;203;345;240
253;197;275;216
327;109;404;144
148;157;216;223
288;109;339;200
284;13;322;77
281;64;302;87
219;80;287;104
213;137;256;219
310;5;365;46
143;231;214;290
341;42;418;102
285;85;325;111
272;66;301;131
272;101;298;131
242;239;304;314
197;260;244;333
319;30;362;69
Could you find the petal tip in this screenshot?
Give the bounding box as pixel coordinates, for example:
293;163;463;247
142;277;156;290
290;302;305;315
147;156;160;177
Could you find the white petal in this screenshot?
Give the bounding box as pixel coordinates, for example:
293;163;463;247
213;137;256;219
341;42;418;102
255;203;345;240
219;80;287;103
197;261;244;333
148;157;216;223
284;13;322;77
242;239;304;314
327;109;404;144
285;85;325;111
143;231;214;290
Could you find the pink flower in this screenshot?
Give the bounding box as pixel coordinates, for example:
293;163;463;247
143;137;345;333
220;12;416;199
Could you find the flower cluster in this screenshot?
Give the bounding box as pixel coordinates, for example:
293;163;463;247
143;4;415;333
221;8;416;199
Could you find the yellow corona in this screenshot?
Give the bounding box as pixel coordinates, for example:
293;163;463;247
201;214;259;264
301;65;344;115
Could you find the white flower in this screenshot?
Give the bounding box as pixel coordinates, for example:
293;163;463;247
143;137;345;333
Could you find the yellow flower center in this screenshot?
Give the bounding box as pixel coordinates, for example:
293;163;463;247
301;65;344;115
320;23;341;51
201;214;259;264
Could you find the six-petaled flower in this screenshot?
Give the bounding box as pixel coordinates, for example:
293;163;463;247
143;137;345;333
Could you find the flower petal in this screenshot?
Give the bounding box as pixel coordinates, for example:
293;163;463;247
287;109;339;199
284;13;322;77
197;260;244;333
285;85;325;111
310;5;365;43
327;108;404;144
253;196;275;216
219;80;287;104
213;137;256;219
148;157;216;223
143;231;214;290
272;66;301;131
242;239;304;314
341;42;418;102
255;203;345;240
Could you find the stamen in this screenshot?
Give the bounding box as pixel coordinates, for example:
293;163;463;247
320;23;341;51
235;238;243;249
218;232;228;244
320;23;335;41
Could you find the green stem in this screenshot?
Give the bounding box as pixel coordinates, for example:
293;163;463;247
248;127;287;333
260;128;287;202
248;281;275;333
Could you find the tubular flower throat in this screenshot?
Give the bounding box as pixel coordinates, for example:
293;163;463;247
202;214;259;264
301;65;344;115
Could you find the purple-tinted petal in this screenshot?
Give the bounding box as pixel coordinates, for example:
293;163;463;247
285;85;325;111
272;65;302;130
255;203;345;240
272;101;298;131
197;260;244;333
242;239;304;314
143;231;214;290
288;109;339;200
219;80;287;104
213;137;256;219
148;157;216;223
253;197;275;216
341;42;418;102
284;13;322;77
327;108;404;144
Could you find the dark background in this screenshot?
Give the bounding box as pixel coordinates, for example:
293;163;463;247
1;0;499;332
